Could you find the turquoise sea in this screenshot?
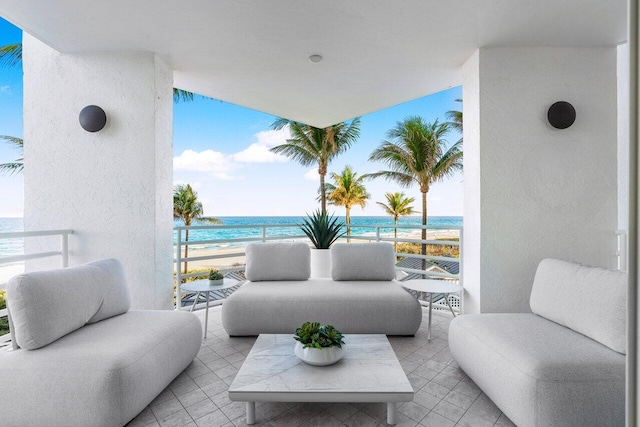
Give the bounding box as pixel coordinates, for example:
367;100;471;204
0;216;462;257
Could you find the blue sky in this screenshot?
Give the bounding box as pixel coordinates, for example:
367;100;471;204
0;17;463;218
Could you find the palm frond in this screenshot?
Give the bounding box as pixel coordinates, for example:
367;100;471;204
326;166;370;209
0;162;23;175
0;135;24;176
173;88;195;103
0;135;23;149
0;43;22;68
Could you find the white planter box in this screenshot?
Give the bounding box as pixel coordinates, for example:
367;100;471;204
310;248;331;278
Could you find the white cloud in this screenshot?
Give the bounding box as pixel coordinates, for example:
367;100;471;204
0;85;10;94
173;149;237;180
232;128;290;163
304;168;318;180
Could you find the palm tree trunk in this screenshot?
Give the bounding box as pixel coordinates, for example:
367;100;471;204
421;191;427;277
183;228;189;274
394;217;398;254
320;172;327;214
346;206;351;243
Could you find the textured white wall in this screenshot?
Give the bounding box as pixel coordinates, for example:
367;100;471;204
463;47;618;313
617;43;629;232
22;34;174;310
461;51;481;314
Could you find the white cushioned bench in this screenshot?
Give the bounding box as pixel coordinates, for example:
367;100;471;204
0;259;203;427
222;242;422;336
449;258;626;427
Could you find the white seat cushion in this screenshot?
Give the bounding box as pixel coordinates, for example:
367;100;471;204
0;310;202;427
222;278;421;335
449;313;625;427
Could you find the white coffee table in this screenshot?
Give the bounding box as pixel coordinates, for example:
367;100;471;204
181;278;239;338
401;279;463;341
228;334;414;425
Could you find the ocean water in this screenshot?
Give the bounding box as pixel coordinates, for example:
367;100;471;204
0;216;462;257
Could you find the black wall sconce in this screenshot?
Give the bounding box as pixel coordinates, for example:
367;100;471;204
547;101;576;129
79;105;107;132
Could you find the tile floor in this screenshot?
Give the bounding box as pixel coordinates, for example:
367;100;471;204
126;307;516;427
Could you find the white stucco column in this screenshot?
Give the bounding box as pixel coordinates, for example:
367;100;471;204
463;47;618;313
22;34;174;310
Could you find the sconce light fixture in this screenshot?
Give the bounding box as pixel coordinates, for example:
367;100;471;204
547;101;576;129
79;105;107;132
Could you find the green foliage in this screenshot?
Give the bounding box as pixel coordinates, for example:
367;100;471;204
0;290;7;337
396;240;460;258
294;322;345;349
208;269;224;280
299;210;345;249
0;135;24;176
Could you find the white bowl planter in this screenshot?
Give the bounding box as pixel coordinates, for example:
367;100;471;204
208;279;223;286
294;342;345;366
310;248;331;278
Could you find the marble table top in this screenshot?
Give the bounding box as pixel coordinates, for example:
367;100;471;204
228;334;414;403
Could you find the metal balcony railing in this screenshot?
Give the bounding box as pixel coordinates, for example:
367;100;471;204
173;223;463;312
0;229;73;345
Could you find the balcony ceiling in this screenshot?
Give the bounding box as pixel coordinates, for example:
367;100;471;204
0;0;626;127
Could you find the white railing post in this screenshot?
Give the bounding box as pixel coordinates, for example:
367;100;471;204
262;226;267;242
176;229;182;310
61;232;69;268
376;226;381;242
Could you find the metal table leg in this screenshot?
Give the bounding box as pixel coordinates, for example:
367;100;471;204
387;402;396;425
246;401;256;424
444;293;457;317
204;291;210;339
190;291;200;312
428;292;433;341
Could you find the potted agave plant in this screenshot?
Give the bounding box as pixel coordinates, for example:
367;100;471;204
208;269;224;285
293;322;346;366
300;210;345;278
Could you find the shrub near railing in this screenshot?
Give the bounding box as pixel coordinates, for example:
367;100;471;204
0;290;7;337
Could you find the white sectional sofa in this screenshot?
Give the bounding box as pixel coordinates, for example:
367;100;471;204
0;259;203;427
222;242;422;336
449;258;626;427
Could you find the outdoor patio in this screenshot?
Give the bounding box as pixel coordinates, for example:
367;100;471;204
127;307;515;427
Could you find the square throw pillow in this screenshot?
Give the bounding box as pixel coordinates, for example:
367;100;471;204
331;243;396;281
245;242;310;281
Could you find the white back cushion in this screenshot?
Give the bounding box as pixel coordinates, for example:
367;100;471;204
530;258;627;354
331;243;396;281
245;242;310;281
7;258;130;350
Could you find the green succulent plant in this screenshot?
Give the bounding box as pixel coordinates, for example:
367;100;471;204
299;210;345;249
208;269;224;281
294;321;345;349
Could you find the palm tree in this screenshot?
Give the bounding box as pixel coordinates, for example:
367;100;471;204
367;117;462;267
173;184;222;274
376;192;416;252
0;136;23;176
325;166;370;241
270;118;361;214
